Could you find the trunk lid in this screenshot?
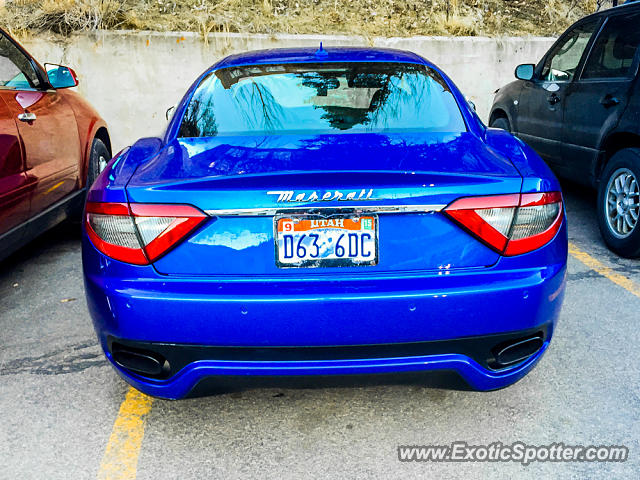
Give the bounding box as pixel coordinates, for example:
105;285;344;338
126;132;522;275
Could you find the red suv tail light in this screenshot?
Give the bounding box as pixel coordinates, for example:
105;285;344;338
444;192;563;256
85;202;207;264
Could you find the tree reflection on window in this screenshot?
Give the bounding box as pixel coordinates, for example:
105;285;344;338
178;62;465;137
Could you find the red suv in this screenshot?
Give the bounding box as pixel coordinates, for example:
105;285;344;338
0;28;111;261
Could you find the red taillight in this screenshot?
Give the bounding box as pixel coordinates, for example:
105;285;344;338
444;192;563;256
85;202;207;264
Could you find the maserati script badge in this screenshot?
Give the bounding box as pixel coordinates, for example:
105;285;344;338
267;190;377;203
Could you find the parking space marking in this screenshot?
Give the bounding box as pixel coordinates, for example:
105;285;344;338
98;387;153;480
569;242;640;298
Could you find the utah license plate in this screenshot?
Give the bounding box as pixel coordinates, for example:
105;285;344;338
275;214;378;268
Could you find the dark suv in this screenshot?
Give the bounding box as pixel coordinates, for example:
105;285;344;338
490;1;640;257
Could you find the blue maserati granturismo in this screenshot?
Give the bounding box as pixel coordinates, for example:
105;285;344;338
83;46;567;399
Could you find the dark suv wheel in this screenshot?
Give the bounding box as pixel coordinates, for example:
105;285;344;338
489;116;511;132
597;148;640;258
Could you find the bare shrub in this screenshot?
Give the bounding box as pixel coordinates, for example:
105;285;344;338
0;0;619;37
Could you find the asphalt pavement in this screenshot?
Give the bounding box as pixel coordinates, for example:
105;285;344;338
1;180;638;479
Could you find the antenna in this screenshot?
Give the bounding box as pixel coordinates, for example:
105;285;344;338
315;42;328;58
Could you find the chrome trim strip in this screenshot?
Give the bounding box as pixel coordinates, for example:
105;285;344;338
205;204;446;217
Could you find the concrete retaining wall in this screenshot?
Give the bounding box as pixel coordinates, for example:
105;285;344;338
21;31;556;151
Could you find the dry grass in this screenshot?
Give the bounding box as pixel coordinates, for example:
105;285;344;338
0;0;618;38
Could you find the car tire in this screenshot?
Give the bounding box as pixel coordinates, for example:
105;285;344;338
597;148;640;258
489;116;510;132
68;138;110;224
87;138;111;188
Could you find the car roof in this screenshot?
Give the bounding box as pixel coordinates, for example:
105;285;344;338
613;0;640;8
212;46;431;70
580;0;640;21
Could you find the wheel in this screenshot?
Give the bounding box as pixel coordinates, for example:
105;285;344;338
68;137;110;223
87;138;110;188
597;148;640;258
489;116;510;132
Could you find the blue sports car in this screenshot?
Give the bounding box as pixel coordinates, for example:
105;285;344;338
83;46;567;399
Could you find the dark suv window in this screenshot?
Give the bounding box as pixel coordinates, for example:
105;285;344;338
582;13;640;80
539;19;599;82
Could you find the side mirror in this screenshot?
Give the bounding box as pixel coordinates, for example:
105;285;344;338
515;64;535;81
465;97;477;112
45;63;78;89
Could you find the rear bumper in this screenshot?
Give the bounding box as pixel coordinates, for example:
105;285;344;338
107;347;552;399
83;222;567;399
105;326;551;398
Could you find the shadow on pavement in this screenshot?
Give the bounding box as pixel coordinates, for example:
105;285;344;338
0;222;82;276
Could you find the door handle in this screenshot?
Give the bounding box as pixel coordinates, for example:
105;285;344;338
547;93;561;106
600;94;620;108
17;112;37;122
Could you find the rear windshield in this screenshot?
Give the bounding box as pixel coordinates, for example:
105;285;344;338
178;62;466;137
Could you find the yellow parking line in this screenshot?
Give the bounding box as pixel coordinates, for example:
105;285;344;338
568;242;640;298
98;387;153;480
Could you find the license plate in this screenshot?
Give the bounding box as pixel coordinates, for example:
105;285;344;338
275;214;378;268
